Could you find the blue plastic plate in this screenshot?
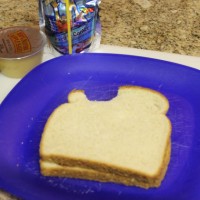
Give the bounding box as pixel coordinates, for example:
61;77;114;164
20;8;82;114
0;53;200;200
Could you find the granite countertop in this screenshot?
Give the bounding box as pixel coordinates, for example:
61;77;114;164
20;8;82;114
0;0;200;199
0;0;200;56
100;0;200;56
0;0;38;29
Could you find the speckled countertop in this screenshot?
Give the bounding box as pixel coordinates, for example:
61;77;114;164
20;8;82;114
1;0;200;56
0;0;200;199
100;0;200;56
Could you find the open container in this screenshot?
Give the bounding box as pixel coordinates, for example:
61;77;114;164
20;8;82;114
0;26;46;78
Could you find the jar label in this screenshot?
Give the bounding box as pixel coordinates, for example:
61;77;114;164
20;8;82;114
8;30;31;54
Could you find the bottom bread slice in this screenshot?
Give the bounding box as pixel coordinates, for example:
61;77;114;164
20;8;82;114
40;142;171;189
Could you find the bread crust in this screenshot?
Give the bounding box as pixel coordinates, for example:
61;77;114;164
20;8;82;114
118;85;169;114
40;141;171;188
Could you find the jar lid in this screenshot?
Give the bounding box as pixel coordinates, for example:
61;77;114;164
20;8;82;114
0;26;46;59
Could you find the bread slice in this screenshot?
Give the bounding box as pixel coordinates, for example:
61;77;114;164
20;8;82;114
40;141;170;188
40;86;171;188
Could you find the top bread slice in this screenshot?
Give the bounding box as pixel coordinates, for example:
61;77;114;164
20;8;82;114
40;86;171;188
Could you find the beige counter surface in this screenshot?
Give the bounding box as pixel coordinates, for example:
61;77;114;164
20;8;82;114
0;0;38;28
0;0;200;56
100;0;200;56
